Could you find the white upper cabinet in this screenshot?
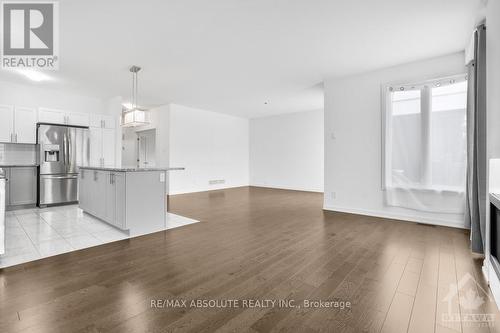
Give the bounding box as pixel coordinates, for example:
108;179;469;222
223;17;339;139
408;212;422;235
89;114;116;167
14;107;37;144
102;115;115;129
0;105;14;143
67;112;90;127
0;105;37;144
38;108;90;127
38;108;66;124
90;114;115;129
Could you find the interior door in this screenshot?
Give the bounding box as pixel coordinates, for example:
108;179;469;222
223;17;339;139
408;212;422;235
14;107;37;144
0;105;14;143
137;129;156;168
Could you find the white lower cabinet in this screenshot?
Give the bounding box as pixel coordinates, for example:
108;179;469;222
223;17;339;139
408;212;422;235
79;169;90;212
80;170;126;229
4;167;37;208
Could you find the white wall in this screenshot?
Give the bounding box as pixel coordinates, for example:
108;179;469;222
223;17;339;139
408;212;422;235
250;110;324;192
0;80;105;114
168;104;249;194
324;52;467;228
487;2;500;160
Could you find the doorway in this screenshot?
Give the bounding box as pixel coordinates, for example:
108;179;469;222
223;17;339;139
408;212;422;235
137;129;156;168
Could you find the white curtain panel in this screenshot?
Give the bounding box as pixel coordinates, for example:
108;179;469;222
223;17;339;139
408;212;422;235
383;77;467;214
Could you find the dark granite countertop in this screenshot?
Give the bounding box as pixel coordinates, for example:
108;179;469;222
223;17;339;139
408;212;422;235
78;166;185;172
0;164;38;168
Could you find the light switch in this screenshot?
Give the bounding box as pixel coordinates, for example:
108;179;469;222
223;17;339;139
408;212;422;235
159;173;165;182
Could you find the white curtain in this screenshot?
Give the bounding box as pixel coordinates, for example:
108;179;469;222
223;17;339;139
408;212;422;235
383;76;467;214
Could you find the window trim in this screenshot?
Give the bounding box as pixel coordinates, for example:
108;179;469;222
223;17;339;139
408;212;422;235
380;73;467;191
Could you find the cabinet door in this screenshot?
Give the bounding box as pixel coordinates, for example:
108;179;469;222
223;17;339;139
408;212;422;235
90;170;107;219
102;128;115;167
38;108;66;124
0;105;14;143
89;128;103;166
4;168;10;206
67;112;90;127
105;173;116;225
14;107;37;144
9;167;36;205
114;172;126;229
89;114;102;128
102;115;115;129
78;169;88;211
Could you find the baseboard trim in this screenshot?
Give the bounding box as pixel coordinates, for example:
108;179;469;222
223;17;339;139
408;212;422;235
323;205;466;229
250;183;324;193
169;184;249;195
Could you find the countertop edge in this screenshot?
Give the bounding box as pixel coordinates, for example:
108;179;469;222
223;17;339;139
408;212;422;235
491;193;500;209
78;166;185;172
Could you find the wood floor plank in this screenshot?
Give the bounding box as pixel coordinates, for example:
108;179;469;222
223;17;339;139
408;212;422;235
380;291;415;333
0;187;497;333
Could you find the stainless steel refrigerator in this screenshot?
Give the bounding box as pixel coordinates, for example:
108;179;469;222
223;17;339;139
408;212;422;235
37;123;89;206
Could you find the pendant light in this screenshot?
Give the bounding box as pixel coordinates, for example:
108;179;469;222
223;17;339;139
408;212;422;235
121;65;150;127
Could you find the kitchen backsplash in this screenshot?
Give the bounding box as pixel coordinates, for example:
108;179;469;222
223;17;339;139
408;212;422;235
0;143;38;165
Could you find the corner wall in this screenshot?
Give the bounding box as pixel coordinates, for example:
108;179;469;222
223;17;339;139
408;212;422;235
168;104;249;194
250;110;324;192
323;52;467;228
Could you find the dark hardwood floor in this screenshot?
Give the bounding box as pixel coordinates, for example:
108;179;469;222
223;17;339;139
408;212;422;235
0;186;498;332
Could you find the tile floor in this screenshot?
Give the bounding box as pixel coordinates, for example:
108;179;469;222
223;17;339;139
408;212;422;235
0;205;199;268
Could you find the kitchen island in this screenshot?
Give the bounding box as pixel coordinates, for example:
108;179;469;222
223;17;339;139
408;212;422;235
78;166;183;237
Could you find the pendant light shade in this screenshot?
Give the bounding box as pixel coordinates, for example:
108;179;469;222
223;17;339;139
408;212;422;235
121;66;150;127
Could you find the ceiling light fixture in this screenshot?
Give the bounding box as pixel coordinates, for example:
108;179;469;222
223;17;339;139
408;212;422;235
121;102;134;110
15;69;51;82
121;66;150;127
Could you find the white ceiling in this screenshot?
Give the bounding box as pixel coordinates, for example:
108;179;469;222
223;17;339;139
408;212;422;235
0;0;483;118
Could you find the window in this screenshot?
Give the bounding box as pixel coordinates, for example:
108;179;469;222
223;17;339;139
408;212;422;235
382;75;467;213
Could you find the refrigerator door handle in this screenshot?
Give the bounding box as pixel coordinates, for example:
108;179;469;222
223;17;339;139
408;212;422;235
45;175;79;179
62;132;67;165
